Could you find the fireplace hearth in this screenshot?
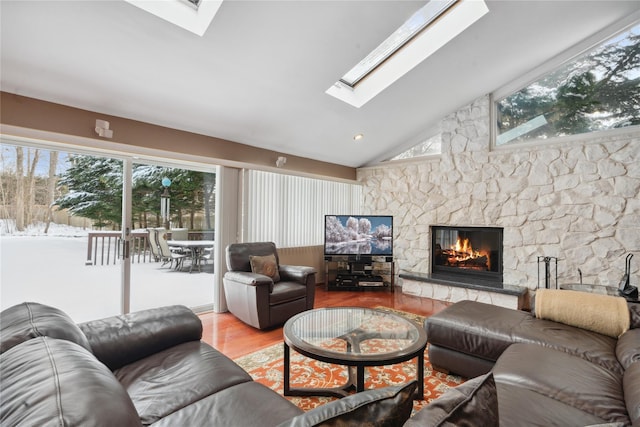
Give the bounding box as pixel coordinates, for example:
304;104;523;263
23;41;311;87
431;225;503;287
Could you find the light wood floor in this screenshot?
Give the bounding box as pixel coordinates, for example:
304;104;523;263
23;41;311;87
199;285;450;360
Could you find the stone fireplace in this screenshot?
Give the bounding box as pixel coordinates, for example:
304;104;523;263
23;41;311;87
357;95;638;310
399;225;521;308
431;225;503;287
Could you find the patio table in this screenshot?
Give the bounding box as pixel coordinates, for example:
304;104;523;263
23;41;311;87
167;240;215;273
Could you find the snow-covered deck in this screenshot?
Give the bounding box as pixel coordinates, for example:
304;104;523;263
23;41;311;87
1;224;214;323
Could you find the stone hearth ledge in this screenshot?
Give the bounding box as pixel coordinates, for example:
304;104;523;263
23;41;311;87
399;272;528;310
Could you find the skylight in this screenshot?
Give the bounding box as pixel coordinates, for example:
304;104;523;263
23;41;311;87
339;0;458;88
327;0;489;108
125;0;223;37
184;0;202;8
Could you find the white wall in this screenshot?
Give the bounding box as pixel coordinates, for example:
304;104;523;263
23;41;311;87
358;95;640;291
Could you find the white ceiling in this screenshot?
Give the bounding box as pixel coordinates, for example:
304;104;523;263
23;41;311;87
1;1;639;168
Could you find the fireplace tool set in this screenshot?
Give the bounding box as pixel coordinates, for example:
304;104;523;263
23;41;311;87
618;253;638;300
537;256;558;289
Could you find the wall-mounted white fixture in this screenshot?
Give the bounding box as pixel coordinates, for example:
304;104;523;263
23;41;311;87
95;119;113;138
276;156;287;168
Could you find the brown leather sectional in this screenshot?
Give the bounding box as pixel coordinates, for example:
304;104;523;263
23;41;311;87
0;303;307;426
4;299;638;426
0;302;418;426
424;299;640;426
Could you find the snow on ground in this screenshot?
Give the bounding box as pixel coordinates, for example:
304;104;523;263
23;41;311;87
0;220;90;237
1;221;215;322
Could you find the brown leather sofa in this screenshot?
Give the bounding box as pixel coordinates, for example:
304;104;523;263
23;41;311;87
223;242;316;329
421;299;640;426
0;302;420;427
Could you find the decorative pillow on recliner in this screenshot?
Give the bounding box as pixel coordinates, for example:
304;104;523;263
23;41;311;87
404;373;498;427
250;254;280;282
535;289;630;338
278;381;416;427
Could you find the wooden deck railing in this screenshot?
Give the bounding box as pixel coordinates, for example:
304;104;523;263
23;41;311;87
85;231;151;265
85;230;215;266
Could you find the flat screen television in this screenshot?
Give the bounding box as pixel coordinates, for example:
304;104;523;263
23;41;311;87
324;215;393;257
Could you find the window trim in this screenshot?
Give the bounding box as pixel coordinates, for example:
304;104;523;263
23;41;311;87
491;122;640;155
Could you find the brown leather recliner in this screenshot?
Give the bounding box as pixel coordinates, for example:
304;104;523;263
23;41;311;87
223;242;316;329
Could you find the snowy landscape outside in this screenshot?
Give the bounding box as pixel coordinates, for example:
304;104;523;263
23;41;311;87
1;143;216;323
1;220;214;322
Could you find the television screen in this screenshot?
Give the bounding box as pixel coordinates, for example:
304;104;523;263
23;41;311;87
324;215;393;257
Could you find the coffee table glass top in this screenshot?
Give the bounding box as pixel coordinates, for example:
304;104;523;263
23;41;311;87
284;307;425;363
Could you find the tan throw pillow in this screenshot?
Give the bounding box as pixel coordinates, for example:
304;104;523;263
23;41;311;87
535;289;630;338
250;254;280;282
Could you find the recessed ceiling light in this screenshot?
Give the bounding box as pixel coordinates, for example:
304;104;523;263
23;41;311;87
353;134;364;141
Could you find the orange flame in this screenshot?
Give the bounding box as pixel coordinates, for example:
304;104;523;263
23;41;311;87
450;237;490;269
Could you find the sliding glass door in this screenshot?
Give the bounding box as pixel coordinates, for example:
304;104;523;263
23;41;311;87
0;144;123;320
0;140;217;321
128;160;216;313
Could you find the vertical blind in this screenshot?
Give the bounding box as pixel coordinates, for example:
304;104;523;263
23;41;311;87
245;170;362;247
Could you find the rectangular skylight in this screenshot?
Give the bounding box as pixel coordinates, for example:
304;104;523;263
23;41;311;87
184;0;202;8
327;0;489;108
125;0;222;36
340;0;458;88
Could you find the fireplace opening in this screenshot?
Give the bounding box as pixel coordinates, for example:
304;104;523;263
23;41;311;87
431;226;503;287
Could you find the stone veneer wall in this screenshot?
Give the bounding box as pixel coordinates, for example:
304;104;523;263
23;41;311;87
357;95;640;292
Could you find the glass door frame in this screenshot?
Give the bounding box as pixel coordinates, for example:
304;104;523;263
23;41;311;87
1;134;221;316
122;158;132;314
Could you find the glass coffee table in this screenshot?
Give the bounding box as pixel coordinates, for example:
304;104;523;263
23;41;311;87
283;307;427;400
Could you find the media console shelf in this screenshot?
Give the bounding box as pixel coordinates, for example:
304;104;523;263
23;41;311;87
324;256;394;292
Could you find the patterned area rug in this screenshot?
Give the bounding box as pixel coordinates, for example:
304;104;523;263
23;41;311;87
234;307;464;413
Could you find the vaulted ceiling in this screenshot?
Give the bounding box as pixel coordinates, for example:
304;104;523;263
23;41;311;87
1;1;638;167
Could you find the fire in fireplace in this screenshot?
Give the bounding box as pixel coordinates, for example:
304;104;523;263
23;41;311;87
437;236;491;270
431;226;503;287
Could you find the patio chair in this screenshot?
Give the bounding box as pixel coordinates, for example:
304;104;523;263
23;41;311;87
156;228;188;270
223;242;316;329
147;228;162;262
195;246;214;273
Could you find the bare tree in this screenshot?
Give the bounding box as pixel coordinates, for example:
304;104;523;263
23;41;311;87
44;151;59;234
25;148;40;225
15;147;24;231
0;149;11;233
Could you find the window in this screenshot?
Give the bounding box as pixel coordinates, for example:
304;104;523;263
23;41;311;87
389;133;442;161
496;23;640;146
